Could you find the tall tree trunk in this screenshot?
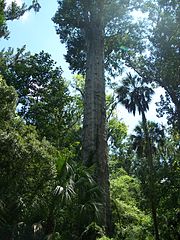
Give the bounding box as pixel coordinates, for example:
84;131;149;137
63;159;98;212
82;6;112;235
157;83;180;133
170;93;180;133
141;111;160;240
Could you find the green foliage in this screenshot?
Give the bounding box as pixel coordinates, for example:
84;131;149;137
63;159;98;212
108;117;128;153
0;53;92;238
80;222;105;240
0;78;59;238
0;76;93;239
110;169;153;240
130;122;180;239
54;163;103;239
107;115;132;174
97;237;113;240
156;129;180;239
0;75;17;125
0;0;8;38
0;48;80;149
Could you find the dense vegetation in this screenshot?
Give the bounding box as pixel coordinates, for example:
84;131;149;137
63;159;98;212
0;0;179;239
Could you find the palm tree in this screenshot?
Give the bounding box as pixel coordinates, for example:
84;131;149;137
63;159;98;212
117;74;160;240
130;121;165;190
117;73;154;117
131;122;165;159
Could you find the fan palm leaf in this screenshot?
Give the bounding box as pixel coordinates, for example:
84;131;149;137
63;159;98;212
117;73;154;116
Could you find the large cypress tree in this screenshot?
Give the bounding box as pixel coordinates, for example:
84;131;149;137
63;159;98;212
52;0;140;234
53;1;110;232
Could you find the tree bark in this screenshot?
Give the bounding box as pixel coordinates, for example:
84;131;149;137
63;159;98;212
82;5;112;235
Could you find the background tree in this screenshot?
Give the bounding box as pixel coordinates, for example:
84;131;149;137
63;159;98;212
130;122;180;239
149;0;180;131
151;0;180;131
107;115;132;175
0;76;59;239
0;48;77;149
118;0;180;132
117;74;160;240
110;168;153;240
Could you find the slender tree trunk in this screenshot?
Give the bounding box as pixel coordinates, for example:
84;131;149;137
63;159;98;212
82;5;112;235
141;111;160;240
174;101;180;133
167;89;180;133
158;84;180;133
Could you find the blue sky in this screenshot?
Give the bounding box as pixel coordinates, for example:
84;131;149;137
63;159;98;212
1;0;166;133
1;0;71;78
